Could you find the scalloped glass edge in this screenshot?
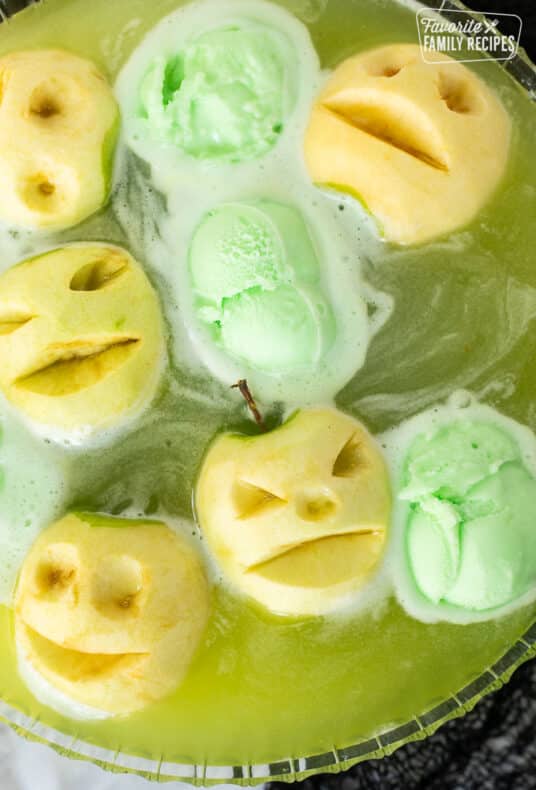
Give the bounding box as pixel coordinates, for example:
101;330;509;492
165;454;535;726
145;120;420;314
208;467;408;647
0;0;534;783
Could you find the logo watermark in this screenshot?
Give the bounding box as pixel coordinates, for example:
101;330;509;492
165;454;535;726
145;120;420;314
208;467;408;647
416;9;522;64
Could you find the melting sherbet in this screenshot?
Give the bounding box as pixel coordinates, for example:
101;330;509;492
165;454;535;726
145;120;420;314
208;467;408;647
139;24;295;162
189;201;335;373
401;421;536;612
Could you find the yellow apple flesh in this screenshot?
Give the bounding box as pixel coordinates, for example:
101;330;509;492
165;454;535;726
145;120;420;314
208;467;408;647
0;50;118;230
0;244;165;435
15;513;210;716
304;44;511;245
196;408;391;616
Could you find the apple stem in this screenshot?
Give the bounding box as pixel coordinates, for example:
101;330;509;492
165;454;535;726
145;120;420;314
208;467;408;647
231;380;265;431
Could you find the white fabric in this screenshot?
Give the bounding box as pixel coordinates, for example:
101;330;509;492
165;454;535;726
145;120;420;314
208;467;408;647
0;723;240;790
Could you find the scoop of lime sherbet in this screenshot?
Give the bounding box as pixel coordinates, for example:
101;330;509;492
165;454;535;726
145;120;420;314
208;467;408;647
189;201;335;374
402;422;519;500
406;497;461;605
139;25;294;162
220;285;324;372
402;421;536;612
189;203;288;306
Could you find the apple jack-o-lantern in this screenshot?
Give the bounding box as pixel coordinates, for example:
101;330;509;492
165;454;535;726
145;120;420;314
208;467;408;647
304;44;511;245
0;50;119;230
196;408;391;616
15;513;210;716
0;244;165;436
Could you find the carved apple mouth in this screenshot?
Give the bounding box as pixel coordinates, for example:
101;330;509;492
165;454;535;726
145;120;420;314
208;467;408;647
0;313;35;335
19;623;148;682
245;531;385;590
320;96;450;172
247;529;381;569
14;337;141;396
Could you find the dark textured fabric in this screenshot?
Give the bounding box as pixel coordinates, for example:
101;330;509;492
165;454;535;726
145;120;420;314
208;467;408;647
269;659;536;789
0;0;36;15
469;0;536;57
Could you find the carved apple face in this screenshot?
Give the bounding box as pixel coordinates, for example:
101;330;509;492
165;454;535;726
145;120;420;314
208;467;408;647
15;513;210;716
0;50;119;231
304;44;510;245
0;244;165;437
196;408;391;615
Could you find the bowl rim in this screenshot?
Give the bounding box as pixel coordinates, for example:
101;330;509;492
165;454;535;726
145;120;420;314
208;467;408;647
0;0;534;783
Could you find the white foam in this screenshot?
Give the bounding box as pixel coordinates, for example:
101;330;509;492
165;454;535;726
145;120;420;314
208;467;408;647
0;397;66;605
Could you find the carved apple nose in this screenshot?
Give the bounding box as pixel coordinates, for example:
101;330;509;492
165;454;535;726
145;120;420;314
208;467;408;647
295;488;340;523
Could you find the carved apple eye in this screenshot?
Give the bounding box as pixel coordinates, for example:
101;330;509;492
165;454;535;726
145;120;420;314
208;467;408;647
35;543;80;598
30;88;61;120
438;71;481;115
27;76;79;125
366;53;415;78
91;555;145;617
369;63;403;78
233;480;287;520
70;255;128;291
333;434;367;479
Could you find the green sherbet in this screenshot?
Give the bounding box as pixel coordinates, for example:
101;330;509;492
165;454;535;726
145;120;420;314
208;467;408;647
139;26;292;162
402;421;519;500
445;463;534;610
190;204;288;306
189;201;335;374
407;498;461;604
219;285;323;372
402;421;536;612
